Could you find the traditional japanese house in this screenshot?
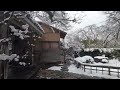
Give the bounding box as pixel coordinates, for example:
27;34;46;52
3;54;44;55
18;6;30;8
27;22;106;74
35;22;67;64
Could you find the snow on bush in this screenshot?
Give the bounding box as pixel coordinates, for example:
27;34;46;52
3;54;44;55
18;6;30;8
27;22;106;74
83;48;118;53
74;56;94;63
102;59;108;63
94;55;108;59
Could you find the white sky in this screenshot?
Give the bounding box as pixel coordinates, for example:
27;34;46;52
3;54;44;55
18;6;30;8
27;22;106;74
67;11;107;33
35;11;107;33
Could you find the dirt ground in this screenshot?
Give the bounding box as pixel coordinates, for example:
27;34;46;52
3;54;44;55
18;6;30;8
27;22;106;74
31;69;106;79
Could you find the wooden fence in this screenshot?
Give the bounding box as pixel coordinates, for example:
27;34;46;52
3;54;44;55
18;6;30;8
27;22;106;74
75;61;120;78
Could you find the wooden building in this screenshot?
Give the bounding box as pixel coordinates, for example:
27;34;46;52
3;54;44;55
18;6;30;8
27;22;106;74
33;22;67;64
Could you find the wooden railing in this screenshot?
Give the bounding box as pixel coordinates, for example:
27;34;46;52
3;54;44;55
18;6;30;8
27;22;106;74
74;60;120;78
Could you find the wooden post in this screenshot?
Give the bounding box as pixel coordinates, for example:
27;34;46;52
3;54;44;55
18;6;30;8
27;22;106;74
96;67;97;73
118;69;119;78
1;60;9;79
102;67;103;74
3;60;8;79
108;67;111;75
84;65;85;72
64;51;66;64
91;66;92;74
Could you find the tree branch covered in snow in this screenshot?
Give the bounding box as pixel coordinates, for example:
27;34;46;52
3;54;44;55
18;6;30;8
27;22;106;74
0;53;19;61
9;24;30;40
29;11;83;30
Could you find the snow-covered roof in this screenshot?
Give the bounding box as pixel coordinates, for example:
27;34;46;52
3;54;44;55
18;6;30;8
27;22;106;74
38;22;67;39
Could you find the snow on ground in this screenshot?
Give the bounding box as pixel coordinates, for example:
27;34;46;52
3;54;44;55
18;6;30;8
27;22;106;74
47;54;120;79
48;58;120;79
48;64;119;79
48;66;62;71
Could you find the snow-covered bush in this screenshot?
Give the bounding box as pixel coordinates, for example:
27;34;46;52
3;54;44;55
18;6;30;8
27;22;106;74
102;59;108;63
74;55;94;64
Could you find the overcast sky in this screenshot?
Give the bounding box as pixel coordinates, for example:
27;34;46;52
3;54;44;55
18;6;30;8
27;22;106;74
35;11;107;33
67;11;107;33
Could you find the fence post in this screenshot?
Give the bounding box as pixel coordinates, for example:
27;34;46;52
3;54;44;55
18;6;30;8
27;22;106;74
91;66;92;74
108;67;111;75
118;69;119;78
3;60;9;79
102;67;103;74
96;67;97;73
84;65;85;72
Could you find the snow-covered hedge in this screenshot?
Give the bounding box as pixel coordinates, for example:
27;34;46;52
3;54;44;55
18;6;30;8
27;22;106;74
75;48;120;59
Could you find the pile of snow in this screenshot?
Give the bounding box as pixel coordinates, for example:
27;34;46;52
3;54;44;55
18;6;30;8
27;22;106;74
74;56;94;63
48;66;62;70
102;59;108;63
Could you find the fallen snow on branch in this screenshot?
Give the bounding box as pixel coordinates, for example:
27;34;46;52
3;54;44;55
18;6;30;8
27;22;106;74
9;24;30;40
0;54;19;61
0;12;13;24
22;24;29;34
19;62;26;66
0;38;11;43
